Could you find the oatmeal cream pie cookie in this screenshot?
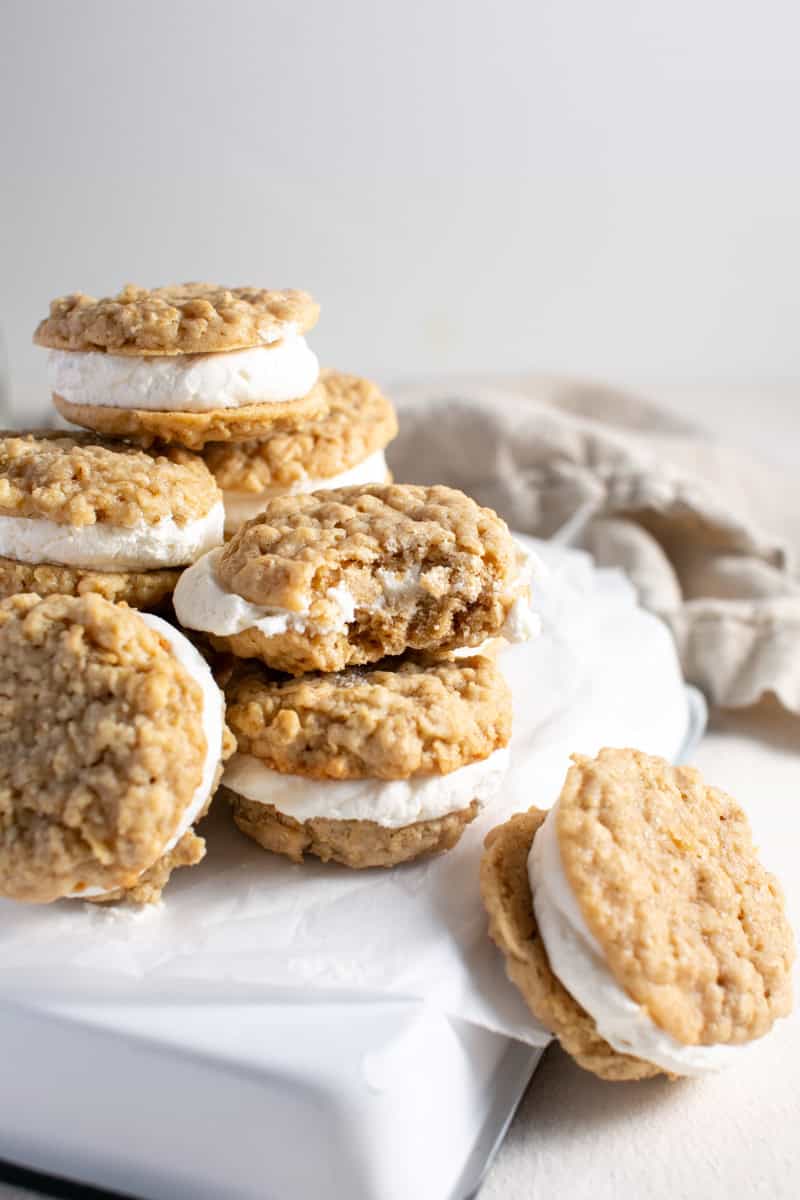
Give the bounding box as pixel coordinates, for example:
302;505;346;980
222;654;511;868
0;432;224;607
202;369;398;534
480;748;795;1081
0;593;233;904
173;484;539;675
36;283;324;448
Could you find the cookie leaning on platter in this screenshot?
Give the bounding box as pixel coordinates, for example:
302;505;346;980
222;654;512;868
0;593;234;904
174;483;539;676
481;748;795;1081
36;283;325;448
202;369;398;534
0;431;224;607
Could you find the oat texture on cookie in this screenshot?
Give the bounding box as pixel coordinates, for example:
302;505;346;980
52;388;329;450
229;791;481;869
480;808;662;1081
202;370;398;492
0;556;180;609
0;593;208;903
35;283;320;355
557;748;794;1047
210;484;522;674
0;431;219;526
225;656;511;780
480;748;795;1081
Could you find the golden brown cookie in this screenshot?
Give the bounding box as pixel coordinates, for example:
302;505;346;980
0;594;230;904
222;655;512;868
0;557;180;609
53;389;328;451
38;283;324;448
174;484;536;675
228;791;480;869
225;655;511;779
0;431;217;526
201;370;398;527
0;431;223;606
480;808;660;1081
557;749;793;1046
35;283;319;355
481;749;795;1081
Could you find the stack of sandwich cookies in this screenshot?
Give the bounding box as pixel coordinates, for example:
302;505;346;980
223;655;512;867
202;369;398;534
0;432;224;607
174;483;537;675
480;748;795;1080
0;593;233;904
36;283;324;448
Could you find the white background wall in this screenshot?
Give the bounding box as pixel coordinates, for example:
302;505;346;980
3;0;800;421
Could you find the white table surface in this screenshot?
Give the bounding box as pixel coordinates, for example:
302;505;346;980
1;384;797;1200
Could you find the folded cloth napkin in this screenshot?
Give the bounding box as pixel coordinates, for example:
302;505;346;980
387;375;800;718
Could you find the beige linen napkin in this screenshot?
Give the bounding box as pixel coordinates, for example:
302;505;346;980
387;375;800;717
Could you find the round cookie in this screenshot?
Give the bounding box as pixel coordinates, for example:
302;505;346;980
174;484;538;676
0;431;224;607
34;283;319;355
52;390;328;452
202;370;398;532
37;283;325;448
481;749;795;1081
0;593;233;904
222;654;512;868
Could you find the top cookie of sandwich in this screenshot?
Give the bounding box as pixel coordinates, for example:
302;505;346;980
202;370;398;492
0;593;208;902
557;748;794;1046
225;654;511;780
34;283;320;356
0;431;219;527
174;484;534;675
222;484;516;606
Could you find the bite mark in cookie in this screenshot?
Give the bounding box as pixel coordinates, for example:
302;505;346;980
174;484;538;675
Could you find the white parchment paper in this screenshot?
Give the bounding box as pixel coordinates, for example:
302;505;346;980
0;539;694;1045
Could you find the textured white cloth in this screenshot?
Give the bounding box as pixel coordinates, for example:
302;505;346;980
388;376;800;716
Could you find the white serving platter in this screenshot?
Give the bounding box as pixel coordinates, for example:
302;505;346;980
0;538;705;1200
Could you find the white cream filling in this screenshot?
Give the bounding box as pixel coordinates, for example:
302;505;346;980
175;533;546;646
48;335;319;412
501;594;541;642
224;746;510;828
173;547;357;638
528;802;746;1076
0;502;225;571
68;614;225;900
500;543;542;643
222;448;389;533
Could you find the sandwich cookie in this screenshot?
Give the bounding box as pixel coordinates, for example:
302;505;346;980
0;593;233;904
36;283;324;448
0;432;224;608
202;369;397;534
480;748;794;1081
173;483;539;676
223;654;512;867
